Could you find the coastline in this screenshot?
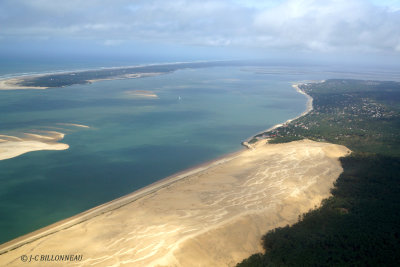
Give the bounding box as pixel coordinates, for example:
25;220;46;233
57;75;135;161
0;77;49;90
0;80;316;251
0;80;351;267
0;80;313;245
0;140;351;266
0;148;244;254
0;73;161;90
242;81;318;148
0;60;228;90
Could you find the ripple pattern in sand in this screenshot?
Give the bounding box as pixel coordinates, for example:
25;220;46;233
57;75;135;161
0;140;350;267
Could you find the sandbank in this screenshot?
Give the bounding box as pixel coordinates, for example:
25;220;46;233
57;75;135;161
124;90;159;98
56;123;90;129
0;140;68;161
0;131;69;161
0;139;350;266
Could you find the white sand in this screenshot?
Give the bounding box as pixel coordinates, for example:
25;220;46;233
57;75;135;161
0;131;69;161
0;78;48;90
0;140;350;266
0;140;68;161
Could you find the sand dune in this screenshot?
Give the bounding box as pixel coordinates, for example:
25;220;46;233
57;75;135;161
0;139;350;266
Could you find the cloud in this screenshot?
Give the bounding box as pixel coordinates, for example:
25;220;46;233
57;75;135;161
254;0;400;52
0;0;399;54
103;39;125;46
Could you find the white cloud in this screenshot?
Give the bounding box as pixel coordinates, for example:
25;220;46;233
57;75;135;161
104;39;125;46
0;0;399;54
254;0;400;52
370;0;400;11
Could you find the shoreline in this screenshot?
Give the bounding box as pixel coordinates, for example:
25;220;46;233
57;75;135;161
0;73;162;90
242;81;318;147
0;80;315;253
0;80;340;267
0;60;229;90
0;140;351;266
0;78;49;90
0;148;244;254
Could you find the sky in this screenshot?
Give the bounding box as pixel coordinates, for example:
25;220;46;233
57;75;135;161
1;0;400;66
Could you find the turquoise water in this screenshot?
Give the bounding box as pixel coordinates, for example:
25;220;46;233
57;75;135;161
0;65;310;243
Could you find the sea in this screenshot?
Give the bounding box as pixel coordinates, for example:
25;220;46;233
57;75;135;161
0;57;399;243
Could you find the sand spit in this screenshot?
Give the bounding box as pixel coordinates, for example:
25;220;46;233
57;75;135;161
0;72;162;90
0;78;48;90
0;140;350;266
0;131;68;161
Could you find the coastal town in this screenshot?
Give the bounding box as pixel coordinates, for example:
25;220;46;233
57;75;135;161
248;79;400;155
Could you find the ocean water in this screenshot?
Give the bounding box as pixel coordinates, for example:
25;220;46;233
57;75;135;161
1;61;398;244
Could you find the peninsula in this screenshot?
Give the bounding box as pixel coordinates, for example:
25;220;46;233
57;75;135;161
0;61;236;90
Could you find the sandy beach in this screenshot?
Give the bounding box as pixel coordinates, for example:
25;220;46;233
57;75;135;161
0;139;350;266
0;78;49;90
